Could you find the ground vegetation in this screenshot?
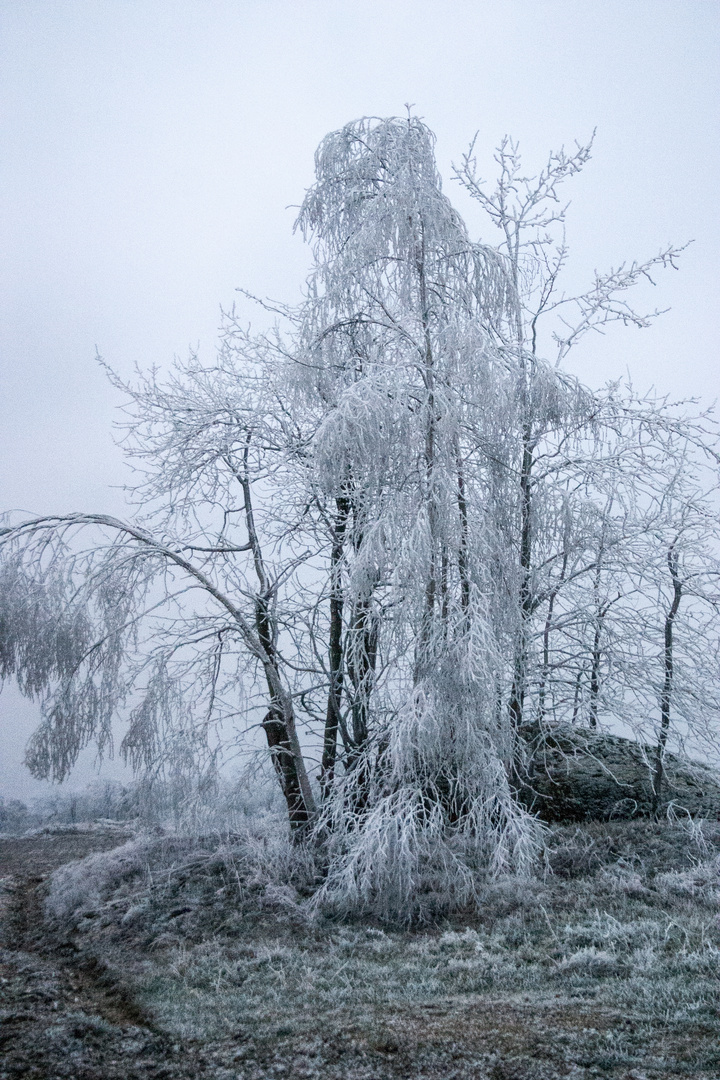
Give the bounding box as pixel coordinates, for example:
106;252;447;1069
2;818;719;1078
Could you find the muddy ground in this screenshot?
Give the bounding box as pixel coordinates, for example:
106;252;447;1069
1;828;718;1079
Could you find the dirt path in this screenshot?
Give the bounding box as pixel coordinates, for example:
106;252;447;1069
0;829;218;1080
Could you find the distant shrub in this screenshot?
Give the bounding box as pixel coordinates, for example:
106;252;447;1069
0;797;30;833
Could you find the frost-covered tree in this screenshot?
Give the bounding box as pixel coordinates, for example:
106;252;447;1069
0;355;319;831
453;135;702;739
288;117;541;916
1;114;718;919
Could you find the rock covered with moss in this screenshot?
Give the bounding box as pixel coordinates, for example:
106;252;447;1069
519;726;720;821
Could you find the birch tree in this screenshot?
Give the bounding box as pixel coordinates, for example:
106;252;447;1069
284;116;543;916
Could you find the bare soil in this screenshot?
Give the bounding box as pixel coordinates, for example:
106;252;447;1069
1;828;718;1079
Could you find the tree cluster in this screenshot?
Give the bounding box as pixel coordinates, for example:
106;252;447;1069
2;115;719;919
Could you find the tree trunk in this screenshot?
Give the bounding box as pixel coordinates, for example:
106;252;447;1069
262;709;312;831
508;430;534;730
455;441;471;624
257;599;317;833
240;453;316;832
321;496;350;798
588;622;602;729
653;546;682;814
415;218;440;672
571;667;583;725
347;597;378;753
537;550;568;723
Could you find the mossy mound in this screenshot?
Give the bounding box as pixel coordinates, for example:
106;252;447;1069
518;725;720;822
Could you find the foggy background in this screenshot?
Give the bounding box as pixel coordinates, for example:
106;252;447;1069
1;0;718;800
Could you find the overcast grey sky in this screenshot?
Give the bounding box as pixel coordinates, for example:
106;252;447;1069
1;0;718;799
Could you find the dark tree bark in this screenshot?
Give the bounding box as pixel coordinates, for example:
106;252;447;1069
508;429;534;730
347;597;378;752
321;495;350;798
653;544;683;813
262;710;311;830
238;449;316;831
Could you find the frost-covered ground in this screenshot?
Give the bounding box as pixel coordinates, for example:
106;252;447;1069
2;817;712;1078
